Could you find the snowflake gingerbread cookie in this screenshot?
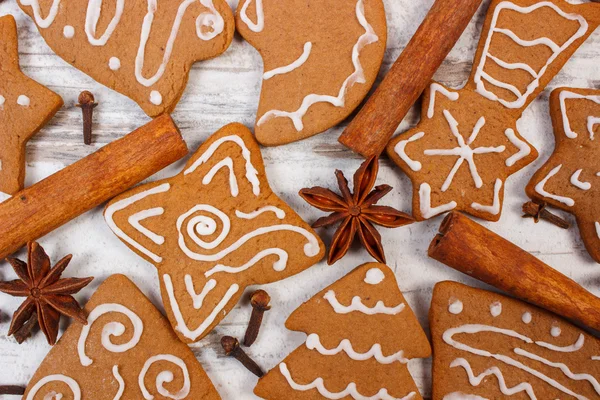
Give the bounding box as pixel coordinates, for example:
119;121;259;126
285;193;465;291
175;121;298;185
24;274;221;400
430;281;600;399
526;87;600;263
18;0;234;117
386;0;600;221
236;0;387;146
0;15;63;196
104;123;325;343
255;263;431;400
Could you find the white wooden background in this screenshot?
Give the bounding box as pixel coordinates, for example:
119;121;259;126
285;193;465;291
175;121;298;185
1;0;600;399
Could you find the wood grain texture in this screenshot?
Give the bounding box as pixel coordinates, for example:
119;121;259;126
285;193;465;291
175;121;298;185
429;211;600;332
0;0;599;399
339;0;483;157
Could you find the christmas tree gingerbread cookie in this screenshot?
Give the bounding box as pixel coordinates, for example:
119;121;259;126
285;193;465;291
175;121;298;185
0;15;63;195
255;263;431;400
387;0;600;222
236;0;387;146
19;0;234;117
104;123;325;343
430;281;600;399
24;274;221;399
526;87;600;263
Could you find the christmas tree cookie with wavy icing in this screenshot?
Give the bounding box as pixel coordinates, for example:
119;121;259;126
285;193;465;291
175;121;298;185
254;263;431;400
104;123;325;343
24;274;221;400
0;15;63;196
526;87;600;263
236;0;387;146
386;0;600;222
18;0;234;117
430;281;600;400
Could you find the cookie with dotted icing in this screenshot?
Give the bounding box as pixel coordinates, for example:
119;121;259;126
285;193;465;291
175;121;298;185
430;281;600;400
254;263;431;400
18;0;234;117
0;15;63;196
104;123;325;343
386;0;600;222
526;87;600;263
236;0;387;146
23;274;221;400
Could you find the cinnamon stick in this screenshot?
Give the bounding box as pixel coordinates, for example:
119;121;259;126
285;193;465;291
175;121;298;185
0;114;187;260
429;212;600;331
338;0;483;157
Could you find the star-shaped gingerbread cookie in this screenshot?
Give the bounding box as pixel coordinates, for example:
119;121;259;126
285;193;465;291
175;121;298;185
386;0;600;221
526;87;600;263
0;15;63;195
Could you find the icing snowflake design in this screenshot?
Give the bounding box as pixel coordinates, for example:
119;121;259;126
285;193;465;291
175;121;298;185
386;0;600;222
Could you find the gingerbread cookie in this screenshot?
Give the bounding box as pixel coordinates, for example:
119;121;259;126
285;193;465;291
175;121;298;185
430;281;600;399
0;15;63;195
255;263;431;400
19;0;234;117
236;0;387;146
387;0;600;222
104;123;325;343
526;87;600;263
23;274;221;400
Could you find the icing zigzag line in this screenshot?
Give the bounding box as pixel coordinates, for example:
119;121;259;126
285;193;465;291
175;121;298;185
306;334;408;364
323;290;405;315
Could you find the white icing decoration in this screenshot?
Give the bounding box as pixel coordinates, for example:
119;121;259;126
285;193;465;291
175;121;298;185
63;25;75;39
489;301;502;317
19;0;61;29
451;358;535;399
443;393;488;400
235;206;285;220
279;362;415;400
85;0;124;46
424;111;505;191
185;275;216;309
394;132;424;172
419;183;457;219
177;204;230;251
205;248;288;277
551;325;561;337
17;95;31;107
471;179;502;215
163;274;239;341
105;183;171;263
474;1;588;109
139;354;191;400
570;169;591;191
596;222;600;240
428;83;459;119
306;333;408;364
593;356;600;361
504;128;531;167
112;365;125;400
443;324;588;399
559;91;600;139
128;208;165;245
323;290;405;315
134;0;224;88
448;299;463;315
0;95;5;106
184;135;261;196
522;312;532;324
26;375;81;400
202;157;238;196
536;333;584;353
257;0;378;131
109;57;121;71
535;165;575;207
150;90;163;106
364;267;385;285
240;0;264;33
78;303;144;366
264;42;312;80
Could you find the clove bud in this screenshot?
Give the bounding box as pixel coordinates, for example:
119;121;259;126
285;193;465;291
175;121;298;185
76;91;98;145
221;336;264;378
0;386;26;395
244;290;271;347
522;201;569;229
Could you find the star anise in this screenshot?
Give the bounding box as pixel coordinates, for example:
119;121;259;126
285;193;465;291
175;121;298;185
0;242;93;345
300;156;414;265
